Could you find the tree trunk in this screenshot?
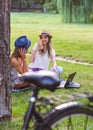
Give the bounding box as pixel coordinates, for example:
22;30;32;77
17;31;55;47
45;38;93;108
0;0;11;120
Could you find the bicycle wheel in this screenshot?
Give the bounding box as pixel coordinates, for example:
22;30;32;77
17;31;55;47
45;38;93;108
37;102;93;130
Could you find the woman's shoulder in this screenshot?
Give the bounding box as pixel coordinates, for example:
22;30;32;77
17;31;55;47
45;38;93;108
11;57;20;67
11;57;17;63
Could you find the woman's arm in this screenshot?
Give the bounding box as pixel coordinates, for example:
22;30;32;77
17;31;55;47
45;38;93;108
30;49;38;63
11;58;24;74
52;55;57;67
30;40;43;63
51;50;58;73
14;81;30;89
11;48;28;74
18;48;28;73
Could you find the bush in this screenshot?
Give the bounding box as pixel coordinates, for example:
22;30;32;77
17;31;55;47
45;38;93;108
90;14;93;23
43;0;57;13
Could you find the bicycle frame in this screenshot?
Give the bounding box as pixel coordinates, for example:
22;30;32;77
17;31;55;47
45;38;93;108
22;86;45;130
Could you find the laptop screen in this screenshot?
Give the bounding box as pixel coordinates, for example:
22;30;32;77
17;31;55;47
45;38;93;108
64;72;76;88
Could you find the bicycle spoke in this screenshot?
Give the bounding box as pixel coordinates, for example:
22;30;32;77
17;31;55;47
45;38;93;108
67;116;74;130
84;114;88;130
50;114;93;130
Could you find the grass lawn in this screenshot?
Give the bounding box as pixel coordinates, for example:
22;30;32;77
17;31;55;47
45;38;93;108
11;12;93;63
0;12;93;130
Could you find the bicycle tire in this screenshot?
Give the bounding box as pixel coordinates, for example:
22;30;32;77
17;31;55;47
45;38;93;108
37;102;93;130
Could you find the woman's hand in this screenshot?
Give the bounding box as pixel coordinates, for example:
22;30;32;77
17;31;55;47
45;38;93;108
30;40;43;63
18;48;26;60
52;66;58;74
37;39;43;50
18;48;28;73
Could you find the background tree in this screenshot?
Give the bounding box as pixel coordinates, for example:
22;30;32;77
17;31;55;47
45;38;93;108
11;0;57;12
43;0;57;13
11;0;27;11
57;0;93;23
0;0;11;120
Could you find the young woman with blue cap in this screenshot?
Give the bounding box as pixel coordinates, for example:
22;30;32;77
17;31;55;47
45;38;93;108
10;36;31;89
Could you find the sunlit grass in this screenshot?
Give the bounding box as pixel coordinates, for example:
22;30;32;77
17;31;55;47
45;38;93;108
11;12;93;63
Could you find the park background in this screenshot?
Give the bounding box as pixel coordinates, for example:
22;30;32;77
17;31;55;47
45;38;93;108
0;0;93;129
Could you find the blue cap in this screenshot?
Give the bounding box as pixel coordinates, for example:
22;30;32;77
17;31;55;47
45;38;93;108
15;36;31;50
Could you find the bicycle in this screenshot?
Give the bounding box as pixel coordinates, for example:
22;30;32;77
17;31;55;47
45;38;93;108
22;70;93;130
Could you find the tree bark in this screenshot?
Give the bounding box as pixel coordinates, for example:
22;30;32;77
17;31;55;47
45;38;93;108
0;0;11;120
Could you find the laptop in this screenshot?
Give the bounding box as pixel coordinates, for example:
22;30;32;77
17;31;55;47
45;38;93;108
58;72;76;88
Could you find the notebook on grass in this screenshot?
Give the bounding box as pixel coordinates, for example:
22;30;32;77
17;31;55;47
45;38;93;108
58;72;79;89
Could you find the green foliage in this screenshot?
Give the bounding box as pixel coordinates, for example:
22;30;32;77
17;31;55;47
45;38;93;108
90;14;93;23
57;0;93;23
57;0;62;14
34;0;45;5
12;0;27;4
11;0;57;12
43;0;57;13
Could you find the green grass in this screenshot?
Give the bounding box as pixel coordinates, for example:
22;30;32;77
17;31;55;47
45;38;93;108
1;12;93;130
11;12;93;63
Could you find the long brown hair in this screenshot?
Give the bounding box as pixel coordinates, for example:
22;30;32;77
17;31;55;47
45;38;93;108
39;35;52;57
10;48;21;59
